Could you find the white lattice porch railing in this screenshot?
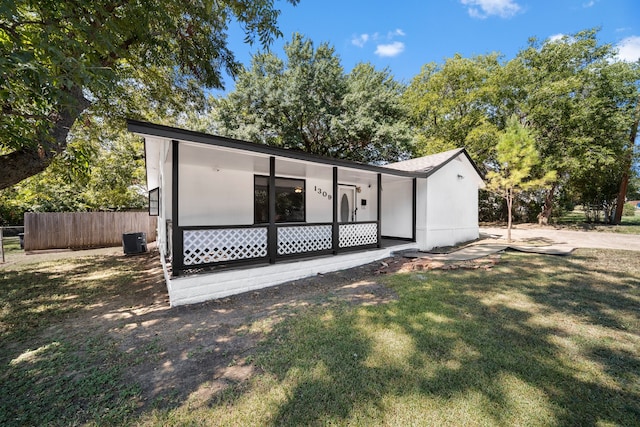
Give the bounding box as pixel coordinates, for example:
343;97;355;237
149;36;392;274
183;227;268;266
277;224;332;255
339;222;378;248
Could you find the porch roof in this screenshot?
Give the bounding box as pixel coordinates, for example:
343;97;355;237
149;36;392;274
128;120;429;179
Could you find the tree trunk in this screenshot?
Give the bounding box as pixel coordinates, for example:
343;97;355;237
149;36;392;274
613;99;640;224
507;189;513;243
613;169;630;224
538;183;557;225
0;86;90;190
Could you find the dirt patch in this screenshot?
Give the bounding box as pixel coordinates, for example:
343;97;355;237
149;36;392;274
29;248;501;413
51;250;411;411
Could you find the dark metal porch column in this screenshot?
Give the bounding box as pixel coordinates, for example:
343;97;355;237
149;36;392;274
332;167;339;254
171;140;183;276
268;156;277;264
377;173;382;248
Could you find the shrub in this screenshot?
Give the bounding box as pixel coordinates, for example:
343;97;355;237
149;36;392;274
623;202;637;217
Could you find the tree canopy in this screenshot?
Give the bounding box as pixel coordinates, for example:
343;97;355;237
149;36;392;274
404;28;640;223
214;33;413;163
2;21;638;225
0;0;298;189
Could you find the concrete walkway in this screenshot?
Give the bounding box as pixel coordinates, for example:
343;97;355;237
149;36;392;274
480;226;640;251
400;226;640;262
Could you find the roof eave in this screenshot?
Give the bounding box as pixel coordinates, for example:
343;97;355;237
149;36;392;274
127;119;428;179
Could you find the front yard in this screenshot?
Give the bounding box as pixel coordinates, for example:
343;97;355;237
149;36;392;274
1;245;638;426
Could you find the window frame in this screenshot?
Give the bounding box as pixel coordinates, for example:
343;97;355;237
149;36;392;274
148;187;160;216
254;175;306;224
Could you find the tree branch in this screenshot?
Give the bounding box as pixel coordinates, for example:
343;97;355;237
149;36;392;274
0;85;90;189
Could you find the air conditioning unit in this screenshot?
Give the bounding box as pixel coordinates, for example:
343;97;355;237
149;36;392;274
122;232;147;255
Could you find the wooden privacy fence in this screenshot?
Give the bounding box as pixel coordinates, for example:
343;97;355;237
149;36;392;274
24;212;157;251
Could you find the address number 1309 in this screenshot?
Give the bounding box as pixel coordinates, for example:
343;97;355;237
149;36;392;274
314;186;332;200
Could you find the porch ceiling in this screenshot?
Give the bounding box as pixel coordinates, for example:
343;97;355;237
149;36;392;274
178;141;412;186
144;136;165;189
181;141;271;175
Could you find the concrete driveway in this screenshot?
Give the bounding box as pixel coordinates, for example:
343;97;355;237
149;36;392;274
480;226;640;251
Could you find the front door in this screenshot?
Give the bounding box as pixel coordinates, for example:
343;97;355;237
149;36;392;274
338;186;356;222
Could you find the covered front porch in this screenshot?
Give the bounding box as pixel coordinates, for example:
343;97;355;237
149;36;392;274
133;120;424;306
161;139;420;278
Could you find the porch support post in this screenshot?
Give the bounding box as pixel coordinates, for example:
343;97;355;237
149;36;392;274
412;177;417;242
268;156;277;264
377;173;382;248
171;140;183;276
332;167;339;254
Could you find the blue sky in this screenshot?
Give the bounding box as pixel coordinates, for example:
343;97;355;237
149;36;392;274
215;0;639;93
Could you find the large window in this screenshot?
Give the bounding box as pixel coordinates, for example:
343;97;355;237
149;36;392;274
254;176;305;223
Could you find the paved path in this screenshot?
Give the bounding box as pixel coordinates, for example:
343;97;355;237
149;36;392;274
480;226;640;251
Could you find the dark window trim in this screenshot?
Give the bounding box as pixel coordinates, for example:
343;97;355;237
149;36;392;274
148;187;160;216
254;175;306;224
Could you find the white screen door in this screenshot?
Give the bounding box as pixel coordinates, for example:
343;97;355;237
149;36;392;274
338;186;356;222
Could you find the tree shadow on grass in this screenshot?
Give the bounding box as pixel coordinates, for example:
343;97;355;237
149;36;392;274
2;248;638;425
0;253;163;345
0;252;165;426
244;250;640;426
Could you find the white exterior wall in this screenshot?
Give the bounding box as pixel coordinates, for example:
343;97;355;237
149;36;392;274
420;157;481;250
306;173;333;223
415;178;428;250
381;178;413;238
179;166;254;226
353;183;377;222
162;141;172;222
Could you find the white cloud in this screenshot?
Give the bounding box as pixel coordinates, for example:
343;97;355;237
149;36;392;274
548;33;566;43
461;0;521;19
616;36;640;62
375;41;405;57
352;28;407;57
351;34;369;48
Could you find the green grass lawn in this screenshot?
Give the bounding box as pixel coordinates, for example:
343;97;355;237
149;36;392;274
1;249;639;426
140;249;640;426
0;255;143;426
556;208;640;234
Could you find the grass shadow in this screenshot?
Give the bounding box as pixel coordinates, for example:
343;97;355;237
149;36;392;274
0;251;164;426
220;249;640;426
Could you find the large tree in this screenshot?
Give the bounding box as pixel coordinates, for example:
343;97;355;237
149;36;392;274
403;53;502;167
515;29;639;223
215;33;412;163
404;29;639;223
0;0;298;190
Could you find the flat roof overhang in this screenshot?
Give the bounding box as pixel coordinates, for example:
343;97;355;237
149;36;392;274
128;119;428;180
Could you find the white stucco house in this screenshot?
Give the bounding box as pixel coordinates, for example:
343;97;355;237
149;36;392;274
128;120;485;306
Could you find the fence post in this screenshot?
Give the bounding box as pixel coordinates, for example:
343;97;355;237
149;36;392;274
0;227;4;263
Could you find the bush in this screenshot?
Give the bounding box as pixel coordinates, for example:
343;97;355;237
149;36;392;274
479;190;506;222
623;202;637;217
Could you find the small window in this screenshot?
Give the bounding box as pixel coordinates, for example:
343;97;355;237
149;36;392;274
254;176;305;223
149;187;160;216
